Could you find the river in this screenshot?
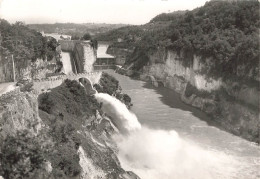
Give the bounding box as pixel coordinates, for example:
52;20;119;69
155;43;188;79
104;70;259;179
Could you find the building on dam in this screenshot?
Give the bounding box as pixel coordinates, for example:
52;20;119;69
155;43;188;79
94;44;116;70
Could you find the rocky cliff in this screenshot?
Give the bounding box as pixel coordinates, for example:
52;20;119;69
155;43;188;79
0;55;15;82
139;49;259;143
98;1;259;143
0;89;42;143
0;19;62;83
0;74;139;179
0;56;32;82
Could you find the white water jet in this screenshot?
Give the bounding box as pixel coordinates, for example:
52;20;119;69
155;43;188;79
94;93;239;179
113;127;238;179
94;93;141;134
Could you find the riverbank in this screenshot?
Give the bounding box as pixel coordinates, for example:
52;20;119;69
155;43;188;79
114;66;259;144
103;70;260;179
0;73;139;179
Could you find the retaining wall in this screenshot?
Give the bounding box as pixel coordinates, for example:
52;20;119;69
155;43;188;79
32;72;102;94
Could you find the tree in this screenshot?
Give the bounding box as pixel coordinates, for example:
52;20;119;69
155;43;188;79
0;130;45;179
81;33;91;41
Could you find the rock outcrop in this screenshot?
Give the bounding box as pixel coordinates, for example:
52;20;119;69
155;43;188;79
0;89;43;143
0;74;139;179
118;48;259;143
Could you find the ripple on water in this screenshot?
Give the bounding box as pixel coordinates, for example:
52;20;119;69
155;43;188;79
103;70;260;179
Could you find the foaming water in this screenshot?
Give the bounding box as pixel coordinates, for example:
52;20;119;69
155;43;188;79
94;93;141;134
114;127;238;179
94;92;240;179
93;70;260;179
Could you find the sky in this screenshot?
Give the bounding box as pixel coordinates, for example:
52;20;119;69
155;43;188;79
0;0;208;25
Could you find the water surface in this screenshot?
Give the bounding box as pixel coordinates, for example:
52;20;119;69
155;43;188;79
105;70;260;179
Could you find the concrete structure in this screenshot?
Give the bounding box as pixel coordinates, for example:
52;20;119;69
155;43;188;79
0;72;102;99
94;44;115;70
58;40;97;73
32;71;102;94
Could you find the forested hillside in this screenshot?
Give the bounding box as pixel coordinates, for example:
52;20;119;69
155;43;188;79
98;0;259;82
0;19;59;62
29;23;127;39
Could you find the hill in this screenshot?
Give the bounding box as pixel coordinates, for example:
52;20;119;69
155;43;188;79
97;0;260;81
28;23;128;39
97;0;260;143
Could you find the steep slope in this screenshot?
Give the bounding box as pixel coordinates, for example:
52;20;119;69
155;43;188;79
98;0;260;143
0;74;139;179
0;19;61;82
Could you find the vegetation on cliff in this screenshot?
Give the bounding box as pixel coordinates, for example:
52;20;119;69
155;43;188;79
94;73;132;108
0;73;134;178
0;131;46;179
0;19;60;62
97;0;260;82
37;79;102;177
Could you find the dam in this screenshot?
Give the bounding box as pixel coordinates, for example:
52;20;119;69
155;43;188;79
58;40;97;74
59;40;116;74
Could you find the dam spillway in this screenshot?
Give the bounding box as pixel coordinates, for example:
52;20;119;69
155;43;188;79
58;40;97;74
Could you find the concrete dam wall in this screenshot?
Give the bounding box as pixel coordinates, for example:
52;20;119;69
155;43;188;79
58;40;97;73
59;40;80;52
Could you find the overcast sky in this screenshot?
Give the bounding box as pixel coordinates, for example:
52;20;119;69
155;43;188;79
0;0;208;25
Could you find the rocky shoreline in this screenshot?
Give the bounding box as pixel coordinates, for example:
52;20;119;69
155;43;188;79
115;66;259;144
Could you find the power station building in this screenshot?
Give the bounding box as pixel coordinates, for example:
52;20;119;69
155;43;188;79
94;44;115;69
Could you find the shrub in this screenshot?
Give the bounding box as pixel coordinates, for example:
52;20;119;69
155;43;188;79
38;93;54;113
184;82;212;98
0;130;45;179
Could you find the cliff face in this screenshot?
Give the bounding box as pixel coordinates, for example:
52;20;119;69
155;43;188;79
141;49;259;143
0;55;14;82
0;75;139;179
0;19;61;83
143;50;222;92
0;55;60;83
0;89;52;179
0;56;32;83
0;89;43;143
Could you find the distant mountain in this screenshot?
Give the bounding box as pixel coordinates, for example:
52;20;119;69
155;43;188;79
28;23;128;38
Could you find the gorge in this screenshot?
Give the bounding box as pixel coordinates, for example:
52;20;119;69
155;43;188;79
0;0;259;178
105;70;260;179
99;0;259;143
133;49;259;143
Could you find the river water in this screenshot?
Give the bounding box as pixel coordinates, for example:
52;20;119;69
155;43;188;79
104;70;259;179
